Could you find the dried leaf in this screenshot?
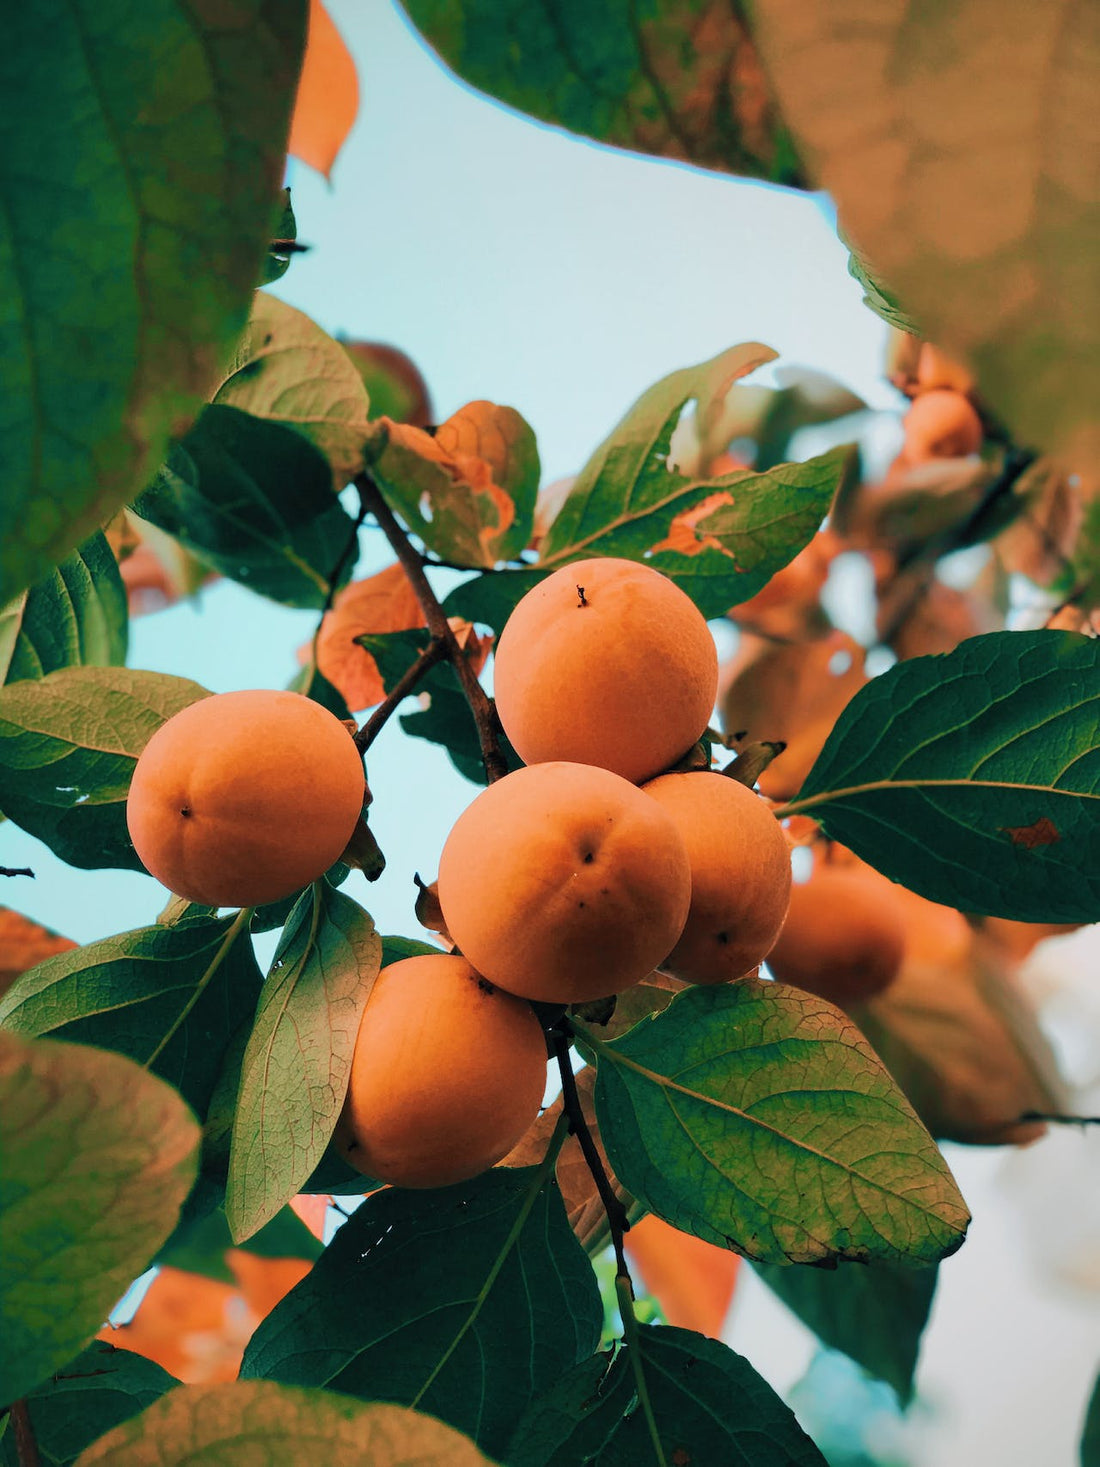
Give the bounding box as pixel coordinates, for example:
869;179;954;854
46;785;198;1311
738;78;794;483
0;907;76;1002
313;563;425;711
288;0;359;179
625;1213;741;1338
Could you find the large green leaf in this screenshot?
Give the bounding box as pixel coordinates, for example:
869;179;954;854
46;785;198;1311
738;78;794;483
400;0;806;187
509;1327;826;1466
753;0;1099;474
0;1;308;604
583;981;970;1266
0;911;261;1122
752;1258;938;1405
0;1030;199;1404
781;631;1100;922
537;346;852;616
73;1383;493;1467
399;660;522;786
0;1342;176;1467
227;885;382;1241
0;667;208;870
240;1168;602;1458
134;407;359;609
0;533;127;686
213;293;372;490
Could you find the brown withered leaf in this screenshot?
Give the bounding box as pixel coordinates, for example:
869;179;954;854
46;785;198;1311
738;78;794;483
720;630;868;800
366;413;523;569
287;0;359;180
0;906;77;1001
880;575;999;661
312;562;425;712
625;1213;741;1338
500;1067;631;1255
849;935;1068;1147
752;0;1100;473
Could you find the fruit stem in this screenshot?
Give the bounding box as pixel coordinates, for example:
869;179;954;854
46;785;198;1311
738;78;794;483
551;1026;632;1284
353;636;448;754
355;474;509;783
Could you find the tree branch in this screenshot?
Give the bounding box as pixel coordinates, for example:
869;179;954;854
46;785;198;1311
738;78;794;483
353;637;448;754
355;474;509;782
551;1025;632;1284
10;1401;40;1467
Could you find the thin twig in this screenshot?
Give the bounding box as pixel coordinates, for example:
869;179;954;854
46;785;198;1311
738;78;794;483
354;637;448;754
10;1401;40;1467
356;474;509;782
551;1026;631;1282
0;867;34;879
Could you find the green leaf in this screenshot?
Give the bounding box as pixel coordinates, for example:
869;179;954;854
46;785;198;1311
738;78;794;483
0;1;308;604
584;981;970;1265
341;340;433;426
400;660;522;786
846;244;921;335
73;1383;494;1466
0;667;209;870
509;1327;826;1466
752;1257;938;1405
134;406;358;609
227;885;382;1241
1083;1371;1100;1467
263;187;298;286
535;346;852;615
400;0;806;188
287;660;352;722
0;910;262;1122
443;568;547;636
783;630;1100;923
240;1168;603;1458
0;1030;199;1403
0;533;128;686
214;294;372;490
157;1204;322;1286
0;1342;177;1467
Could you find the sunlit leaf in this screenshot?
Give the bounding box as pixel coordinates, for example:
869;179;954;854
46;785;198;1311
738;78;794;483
585;981;970;1265
0;1030;199;1403
0;1;307;603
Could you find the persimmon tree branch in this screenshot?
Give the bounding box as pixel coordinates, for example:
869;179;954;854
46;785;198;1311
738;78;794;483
355;473;509;783
353;637;448;755
10;1401;40;1467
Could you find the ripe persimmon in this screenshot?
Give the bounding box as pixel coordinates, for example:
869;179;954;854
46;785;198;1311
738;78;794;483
492;557;718;784
766;866;905;1006
642;771;791;984
902;389;983;463
915;342;975;397
335;953;547;1187
437;761;692;1004
126;690;365;908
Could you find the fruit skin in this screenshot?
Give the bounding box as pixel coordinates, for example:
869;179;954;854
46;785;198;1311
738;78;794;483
437;761;692;1004
335;953;547;1188
126;689;365;908
902;388;983;462
766;866;905;1006
642;771;791;984
492;557;719;785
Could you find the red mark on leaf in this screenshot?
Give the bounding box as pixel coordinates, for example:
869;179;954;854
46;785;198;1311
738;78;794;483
1001;817;1060;848
672;1449;692;1467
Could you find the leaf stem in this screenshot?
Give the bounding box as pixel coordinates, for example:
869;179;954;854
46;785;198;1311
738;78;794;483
353;637;448;754
408;1109;571;1409
10;1400;40;1467
551;1026;632;1282
355;474;509;783
142;906;254;1072
616;1274;668;1467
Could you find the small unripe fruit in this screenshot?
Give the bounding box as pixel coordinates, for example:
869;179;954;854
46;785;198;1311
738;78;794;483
642;771;792;984
336;953;547;1188
902;389;983;462
766;867;905;1006
126;690;365;908
437;762;692;1004
492;557;719;784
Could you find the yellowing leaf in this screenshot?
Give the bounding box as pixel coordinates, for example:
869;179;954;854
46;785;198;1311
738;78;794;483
753;0;1100;472
0;907;76;1001
288;0;359;179
313;562;425;711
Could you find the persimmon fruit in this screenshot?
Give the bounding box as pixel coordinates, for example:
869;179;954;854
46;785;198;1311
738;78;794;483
437;761;692;1004
126;689;365;908
902;388;983;462
335;953;547;1188
642;771;792;984
766;866;905;1006
492;557;719;784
